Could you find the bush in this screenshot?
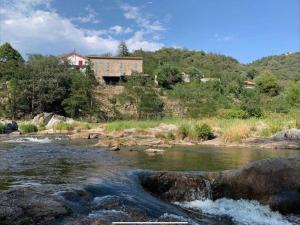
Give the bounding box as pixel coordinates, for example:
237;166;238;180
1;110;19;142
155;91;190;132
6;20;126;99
177;124;190;139
190;123;214;141
218;108;249;119
0;123;5;134
19;124;38;133
38;123;46;131
296;118;300;129
156;63;182;89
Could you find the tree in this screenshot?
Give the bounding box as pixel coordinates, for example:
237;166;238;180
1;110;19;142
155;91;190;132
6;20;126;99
255;71;280;96
0;43;24;62
285;82;300;107
156;63;182;89
0;43;24;80
63;65;99;119
118;41;130;57
117;75;163;118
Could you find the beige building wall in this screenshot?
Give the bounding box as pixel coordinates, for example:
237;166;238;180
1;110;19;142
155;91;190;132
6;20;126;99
88;56;143;82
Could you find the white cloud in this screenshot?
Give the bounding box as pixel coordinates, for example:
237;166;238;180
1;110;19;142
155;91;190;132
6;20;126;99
0;0;164;56
72;5;100;24
120;3;165;32
109;25;133;35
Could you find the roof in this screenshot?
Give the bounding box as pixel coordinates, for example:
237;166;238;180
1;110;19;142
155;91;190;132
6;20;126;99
58;51;85;59
87;55;143;60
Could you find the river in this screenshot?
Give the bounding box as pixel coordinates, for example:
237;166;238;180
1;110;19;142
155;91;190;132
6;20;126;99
0;135;299;224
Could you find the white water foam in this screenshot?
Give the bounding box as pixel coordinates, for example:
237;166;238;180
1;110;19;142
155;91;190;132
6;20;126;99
176;198;293;225
3;137;52;143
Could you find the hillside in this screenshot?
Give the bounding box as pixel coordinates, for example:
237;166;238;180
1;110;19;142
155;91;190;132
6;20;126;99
249;52;300;80
131;48;245;78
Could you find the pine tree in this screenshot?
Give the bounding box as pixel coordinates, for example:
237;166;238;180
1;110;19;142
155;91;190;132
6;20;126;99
0;42;24;62
118;41;130;57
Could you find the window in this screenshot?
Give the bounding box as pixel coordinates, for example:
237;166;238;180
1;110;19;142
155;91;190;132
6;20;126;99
78;60;83;66
106;62;110;72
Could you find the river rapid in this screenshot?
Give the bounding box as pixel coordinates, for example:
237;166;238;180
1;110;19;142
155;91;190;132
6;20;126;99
0;135;299;224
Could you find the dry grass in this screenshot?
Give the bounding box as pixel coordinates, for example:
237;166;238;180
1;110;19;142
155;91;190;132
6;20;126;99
223;123;252;142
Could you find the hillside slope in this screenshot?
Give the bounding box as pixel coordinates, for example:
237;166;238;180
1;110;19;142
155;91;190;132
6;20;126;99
249;52;300;80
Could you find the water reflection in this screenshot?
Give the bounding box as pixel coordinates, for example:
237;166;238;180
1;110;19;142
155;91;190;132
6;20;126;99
115;145;300;171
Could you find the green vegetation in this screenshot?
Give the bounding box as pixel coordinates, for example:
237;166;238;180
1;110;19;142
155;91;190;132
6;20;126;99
19;124;38;133
0;43;100;120
0;42;299;141
249;52;300;80
54;121;92;131
0;123;5;134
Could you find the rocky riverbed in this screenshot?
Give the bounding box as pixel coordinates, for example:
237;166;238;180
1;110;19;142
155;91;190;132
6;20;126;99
0;137;299;224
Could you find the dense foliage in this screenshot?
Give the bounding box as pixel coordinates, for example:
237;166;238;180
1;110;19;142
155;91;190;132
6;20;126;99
0;44;99;120
0;42;299;121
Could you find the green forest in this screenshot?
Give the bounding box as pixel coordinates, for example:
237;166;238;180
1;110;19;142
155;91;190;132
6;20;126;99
0;42;299;121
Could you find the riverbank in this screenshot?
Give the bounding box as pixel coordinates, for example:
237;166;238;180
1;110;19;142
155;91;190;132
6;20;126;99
2;113;300;150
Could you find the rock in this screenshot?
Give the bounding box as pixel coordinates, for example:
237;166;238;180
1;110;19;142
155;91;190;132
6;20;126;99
88;134;99;139
109;146;120;151
0;186;68;225
148;123;178;134
145;148;165;153
46;115;74;129
0;120;18;134
140;172;211;202
31;112;54;126
272;129;300;141
210;157;300;214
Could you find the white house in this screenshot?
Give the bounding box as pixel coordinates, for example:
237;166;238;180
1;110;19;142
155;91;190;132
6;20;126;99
58;50;87;68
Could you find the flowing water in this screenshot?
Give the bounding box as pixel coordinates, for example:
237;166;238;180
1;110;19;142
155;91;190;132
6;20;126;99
0;135;299;224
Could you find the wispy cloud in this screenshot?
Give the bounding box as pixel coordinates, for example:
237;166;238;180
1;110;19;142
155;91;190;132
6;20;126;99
120;3;165;33
72;5;100;24
214;33;234;42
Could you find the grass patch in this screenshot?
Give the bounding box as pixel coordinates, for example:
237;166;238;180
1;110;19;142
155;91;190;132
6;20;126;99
104;118;180;132
0;123;5;134
19;124;38;133
223;123;251;142
54;121;93;131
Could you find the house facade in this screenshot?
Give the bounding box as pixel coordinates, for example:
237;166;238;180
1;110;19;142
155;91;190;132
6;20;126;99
59;50;87;68
88;56;143;84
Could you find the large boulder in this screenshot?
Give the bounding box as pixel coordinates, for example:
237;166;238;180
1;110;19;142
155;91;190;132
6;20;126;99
271;128;300;141
140;172;211;202
0;120;18;134
31;112;54;126
46;115;74;129
0;186;68;225
140;157;300;214
210;157;300;214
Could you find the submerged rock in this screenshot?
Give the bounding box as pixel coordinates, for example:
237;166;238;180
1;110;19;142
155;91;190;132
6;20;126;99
145;148;165;154
140;172;211;202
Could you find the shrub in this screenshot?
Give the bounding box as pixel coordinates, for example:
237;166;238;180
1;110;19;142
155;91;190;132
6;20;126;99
38;123;46;131
0;123;5;134
193;123;214;141
296;118;300;129
177;124;190;139
218;108;249;119
19;124;38;133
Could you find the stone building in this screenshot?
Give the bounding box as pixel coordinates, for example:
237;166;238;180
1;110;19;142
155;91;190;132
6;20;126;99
88;56;143;84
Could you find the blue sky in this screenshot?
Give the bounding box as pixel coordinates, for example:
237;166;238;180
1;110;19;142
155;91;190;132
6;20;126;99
0;0;299;63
